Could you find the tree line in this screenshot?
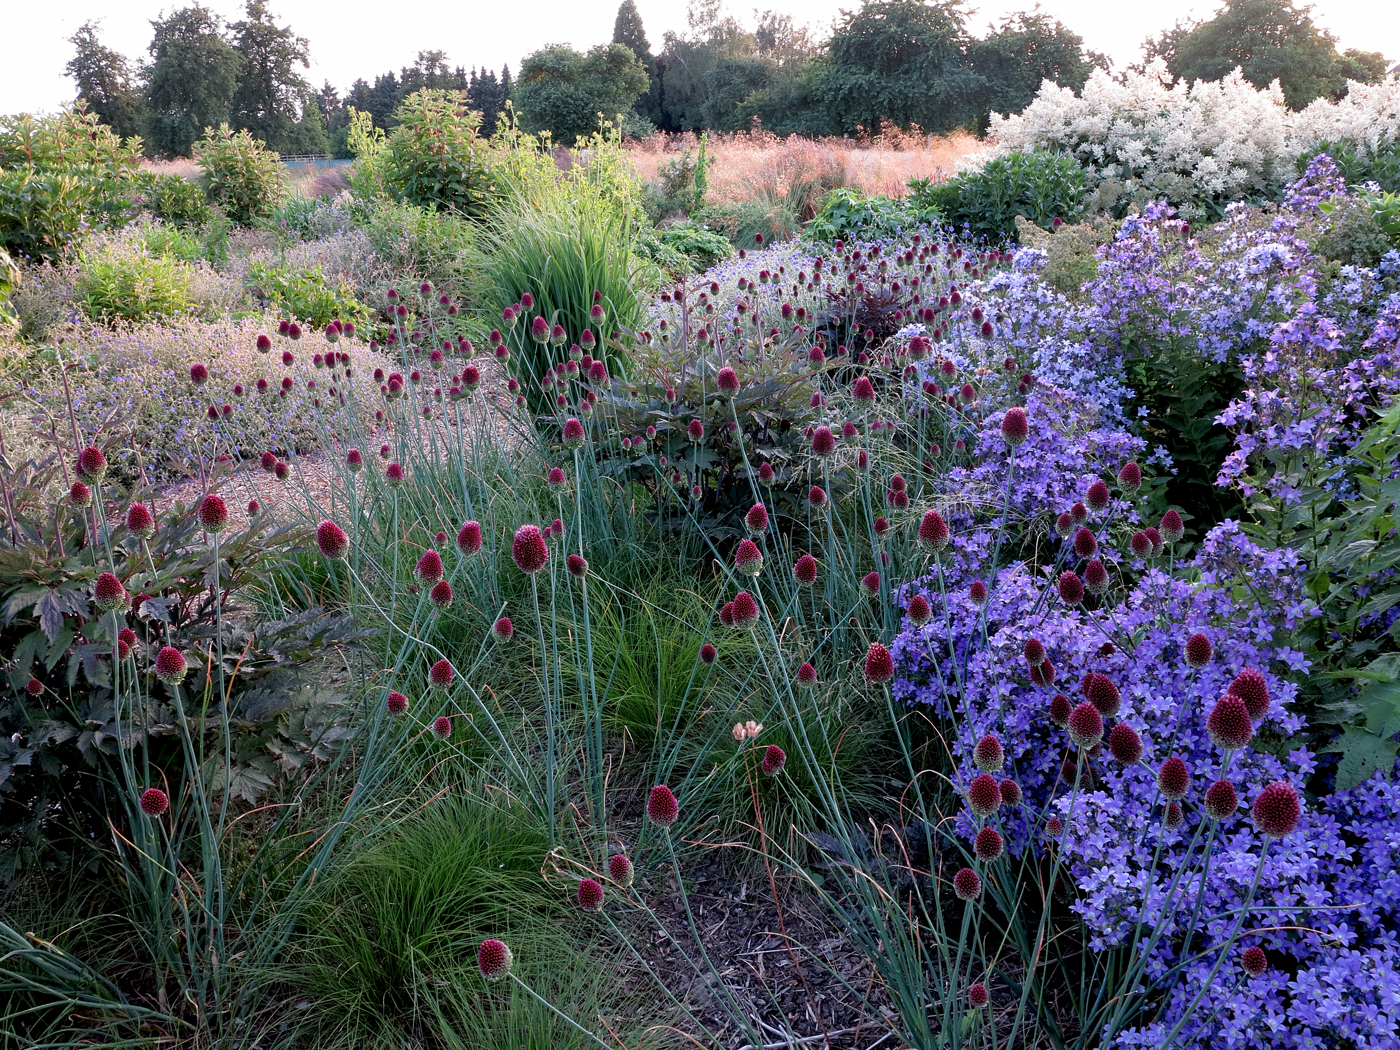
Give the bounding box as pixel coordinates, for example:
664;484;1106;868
64;0;1391;157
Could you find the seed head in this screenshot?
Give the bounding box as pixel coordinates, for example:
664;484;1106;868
1252;780;1301;837
316;520;349;560
1070;502;1089;524
1241;947;1268;978
1157;755;1191;800
761;744;787;776
1054;512;1073;538
457;520;483;555
414;549;444;585
906;594;931;626
121;503;156;539
647;784;679;826
608;853;635;888
75;446;108;485
548;467;567;488
973;734;1004;773
1205;779;1239;820
385;462;404;486
1207;694;1253;751
154;646;187;685
140;787;169;816
1160;510;1184;543
429;659;454;689
1024;638;1047;666
735;539;764;576
700;643;717;665
1228;669;1270;720
795;662;817;688
199;494;229;533
974;826;1004;862
1049;693;1072;727
1085;479;1110;512
493;616;514;642
967;982;990;1010
386;691;409;715
567;553;589;578
248;499;261;516
731;590;760;627
719;602;735;627
190;362;210;385
967;772;1002;818
1144;526;1164;557
688;419;704;442
745;503;769;535
1184;632;1212;668
811;426;836;457
94;572;127;612
852;376;875;403
1118;462;1142;491
1067;702;1104;750
1109;722;1143;765
478;939;513;981
1000;406;1029;446
918;509;950;550
512;524;549;574
1057;572;1084;606
864;642;894;684
999;778;1022;806
758;462;775;484
953;867;982;900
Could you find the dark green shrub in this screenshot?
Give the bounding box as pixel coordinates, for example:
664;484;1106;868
245;259;371;328
656;221;732;271
806;186;940;243
358;199;480;295
384;90;497;217
1297;139;1400;193
912;149;1086;241
76;243;194;322
194;124;286;225
146;173;210;227
1315;195;1395;265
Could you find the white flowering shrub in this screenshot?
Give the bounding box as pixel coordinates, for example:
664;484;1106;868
989;63;1400;220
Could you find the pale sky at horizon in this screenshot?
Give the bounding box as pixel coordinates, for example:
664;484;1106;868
6;0;1397;116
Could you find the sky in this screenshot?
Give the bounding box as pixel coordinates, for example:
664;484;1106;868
5;0;1398;115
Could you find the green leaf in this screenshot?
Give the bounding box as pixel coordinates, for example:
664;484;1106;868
1358;679;1400;740
1323;726;1399;791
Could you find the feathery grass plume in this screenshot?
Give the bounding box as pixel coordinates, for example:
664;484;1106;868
139;787;169;816
1252;780;1301;837
1206;694;1253;751
1157;755;1191;800
477;939;513;981
154;646;187;685
646;785;679;827
1109;722;1143;764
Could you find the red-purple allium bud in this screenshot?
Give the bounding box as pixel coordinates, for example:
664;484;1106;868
283;350;296;367
761;744;787;776
384;462;404;486
1083;673;1121;718
435;532;448;546
485;617;511;645
189;362;210;386
1058;572;1085;606
1157;755;1191;800
1182;632;1212;668
974;826;1004;861
974;734;1004;773
1024;638;1047;666
431;715;452;739
864;642;894;685
1070;502;1089;524
808;346;826;367
1241;946;1268;978
256;332;272;352
1084;559;1109;595
1160;509;1184;543
94;572;126;612
1049;693;1072;727
788;553;819;588
995;779;1021;808
918;509;950;550
75;445;108;484
720;602;735;627
1085;479;1110;512
608;853;635;889
547;467;568;488
699;642;717;666
1130;531;1151;557
566;553;588;578
1109;722;1143;765
562;417;586;448
1068;702;1104;750
1229;669;1270;720
457;520;483;555
429;659;454;690
386;691;408;715
118;627;136;649
906;594;932;626
795;661;817;688
953;867;982;900
478;939;513;981
259;450;277;473
808;485;828;510
968;981;991;1008
687;419;704;442
316;520;349;560
731;590;760;628
852;375;876;404
1252;780;1301;837
1207;694;1253;751
140;787;169;816
1118;462;1142;491
248;499;261;516
1000;406;1029;446
1055;512;1074;539
716;366;740;397
734;538;763;576
198;494;228;533
122;503;156;539
843;421;859;440
758;462;775;484
1045;815;1064;838
512;524;549;574
647;784;679;826
1073;527;1097;560
873;515;889;535
852;571;877;597
577;877;604;912
967;772;1002;817
1205;779;1238;820
414;549;444;585
1164;800;1184;828
969;580;988;605
1030;657;1057;687
745;503;768;535
430;580;453;608
154;646;187;685
530;316;550;343
811;426;836;457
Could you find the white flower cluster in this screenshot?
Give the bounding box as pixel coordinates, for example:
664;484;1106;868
988;62;1400;217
